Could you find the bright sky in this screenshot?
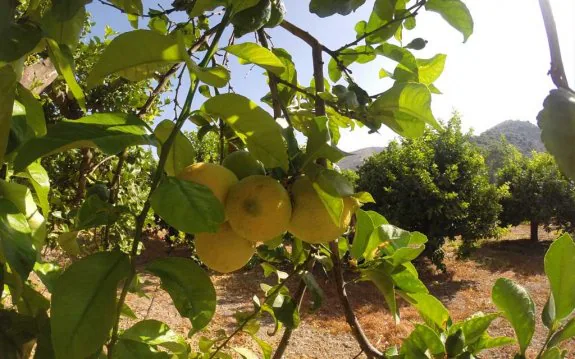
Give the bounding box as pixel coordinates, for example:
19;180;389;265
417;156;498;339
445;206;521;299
87;0;575;152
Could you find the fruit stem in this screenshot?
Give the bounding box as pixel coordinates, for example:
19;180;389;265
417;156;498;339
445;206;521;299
107;9;232;357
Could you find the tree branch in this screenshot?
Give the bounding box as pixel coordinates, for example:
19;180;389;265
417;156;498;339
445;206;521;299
538;0;571;90
329;242;384;359
257;29;282;119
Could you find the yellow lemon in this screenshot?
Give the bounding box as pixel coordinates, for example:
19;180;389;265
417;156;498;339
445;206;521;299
194;222;255;273
225;175;292;243
177;163;238;204
288;176;356;244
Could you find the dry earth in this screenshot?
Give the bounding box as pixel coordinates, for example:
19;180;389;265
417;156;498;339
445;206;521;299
36;225;575;358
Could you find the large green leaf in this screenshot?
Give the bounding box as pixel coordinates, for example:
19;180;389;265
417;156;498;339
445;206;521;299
425;0;473;42
356;212;390;261
16;283;50;317
538;89;575;180
391;264;428;294
87;30;185;89
364;0;400;45
312;182;344;226
112;341;170;359
153;120;195;177
41;6;86;50
540;347;562;359
401;324;445;357
117;320;188;355
364;264;399;323
16;84;46;137
0;65;16;164
202;94;288;170
401;291;449;330
272;48;297;106
45;38;86;112
491;278;535;354
449;313;499;344
544;233;575;321
375;43;418;79
150;177;225;234
51;251;130;359
0;199;35;281
14;113;154;172
225;42;286;75
368;82;439;138
0;180;46;252
51;0;89;21
146;258;216;331
0;23;43;62
75;195;121;230
109;0;143;17
15;162;50;215
416;54;447;85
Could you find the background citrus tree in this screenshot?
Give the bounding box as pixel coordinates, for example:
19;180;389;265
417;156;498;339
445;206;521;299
2;0;575;359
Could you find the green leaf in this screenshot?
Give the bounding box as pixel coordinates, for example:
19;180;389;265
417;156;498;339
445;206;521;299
544;233;575;321
202;94;288;170
401;291;449;330
112;340;170;359
186;61;230;88
390;264;428;294
542;293;556;330
153;120;195;176
51;251;130;359
416;54;447;85
364;0;400;44
0;199;35;281
119;320;188;355
121;303;137;319
309;0;367;17
187;0;227;17
45;38;86;112
110;0;143;17
368;82;439;138
491;278;535;354
305;164;354;197
302;272;324;311
401;324;445;356
41;6;86;50
225;42;286;75
445;329;465;357
51;0;89;21
150;177;225;234
0;65;17;164
146;257;216;332
87;30;185;89
0;180;46;252
303;116;349;166
312;182;344;226
0;23;43;62
33;262;62;293
365;264;399;323
449;313;499;344
549;316;575;347
16;283;50;317
15;162;50;215
16;84;46;137
351;210;384;259
56;231;80;256
198;85;211;98
75;195;120;230
425;0;473;42
537;89;575;180
540;347;562;359
14;113;154;172
469;334;515;354
272;48;298;106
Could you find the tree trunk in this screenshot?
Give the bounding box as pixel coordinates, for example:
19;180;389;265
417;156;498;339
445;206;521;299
531;221;539;242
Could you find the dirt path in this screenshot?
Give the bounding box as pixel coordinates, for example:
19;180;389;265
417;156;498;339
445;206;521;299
113;225;573;358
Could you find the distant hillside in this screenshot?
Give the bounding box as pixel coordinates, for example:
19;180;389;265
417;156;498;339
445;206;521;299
471;120;545;156
338;147;384;170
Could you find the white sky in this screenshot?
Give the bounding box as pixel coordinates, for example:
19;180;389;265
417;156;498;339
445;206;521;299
89;0;575;152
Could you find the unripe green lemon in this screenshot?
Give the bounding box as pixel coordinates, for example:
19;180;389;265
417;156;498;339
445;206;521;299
222;151;265;180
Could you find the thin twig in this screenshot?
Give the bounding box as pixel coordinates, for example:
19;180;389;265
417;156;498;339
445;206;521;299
87;155;115;176
538;0;571;90
256;29;288;122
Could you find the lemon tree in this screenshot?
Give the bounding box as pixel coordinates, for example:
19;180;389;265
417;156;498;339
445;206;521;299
2;1;575;359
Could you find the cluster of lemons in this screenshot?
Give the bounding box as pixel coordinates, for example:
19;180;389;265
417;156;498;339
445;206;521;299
177;151;358;273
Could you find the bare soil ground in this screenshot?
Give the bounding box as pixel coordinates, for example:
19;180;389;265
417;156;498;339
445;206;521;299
39;225;575;358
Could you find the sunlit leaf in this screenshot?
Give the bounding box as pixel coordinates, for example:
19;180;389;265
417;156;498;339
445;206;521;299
153;120;195;177
45;38;86;112
225;42;286;75
425;0;473;42
544;233;575;321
